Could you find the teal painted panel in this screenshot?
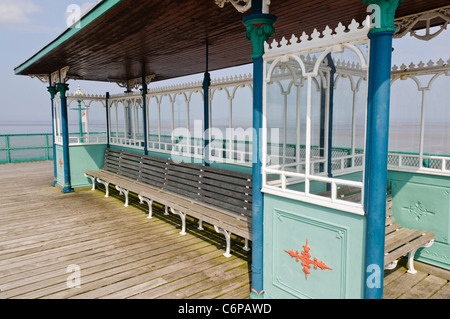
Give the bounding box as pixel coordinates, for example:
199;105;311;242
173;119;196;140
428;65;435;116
55;144;64;187
68;144;107;188
263;194;366;299
389;171;450;270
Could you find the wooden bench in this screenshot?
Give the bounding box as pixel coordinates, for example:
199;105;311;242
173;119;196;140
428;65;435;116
319;186;435;272
84;148;252;257
384;193;435;273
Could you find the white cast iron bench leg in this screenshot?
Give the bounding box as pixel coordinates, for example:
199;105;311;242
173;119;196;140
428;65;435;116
170;208;186;235
407;239;435;274
96;178;110;197
84;173;96;191
214;226;232;258
115;185;129;207
138;195;153;219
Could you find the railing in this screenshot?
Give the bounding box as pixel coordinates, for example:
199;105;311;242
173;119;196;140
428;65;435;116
388;151;450;176
0;133;53;164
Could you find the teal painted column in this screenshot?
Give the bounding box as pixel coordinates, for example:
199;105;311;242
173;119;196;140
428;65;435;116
243;4;276;299
106;92;110;148
47;85;58;187
57;82;74;193
142;71;149;155
203;43;211;166
363;0;401;299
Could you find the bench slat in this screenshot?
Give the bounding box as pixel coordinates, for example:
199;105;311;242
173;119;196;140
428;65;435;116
384;231;435;266
385;228;426;253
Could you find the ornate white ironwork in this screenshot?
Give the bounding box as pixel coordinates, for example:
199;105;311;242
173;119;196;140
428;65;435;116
262;18;371;216
394;5;450;41
29;66;71;84
389;58;450;177
215;0;270;13
108;74;156;90
264;17;371;59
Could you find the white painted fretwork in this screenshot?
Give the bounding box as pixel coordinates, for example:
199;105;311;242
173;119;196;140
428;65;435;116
262;17;371;216
215;0;271;13
394;5;450;41
389;58;450;176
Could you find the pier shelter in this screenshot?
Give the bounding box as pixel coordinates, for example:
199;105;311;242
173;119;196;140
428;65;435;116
14;0;450;299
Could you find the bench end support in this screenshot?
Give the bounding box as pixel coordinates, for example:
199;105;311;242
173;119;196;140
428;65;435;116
407;238;435;274
115;185;129;207
214;226;232;258
139;195;153;219
84;173;96;191
171;208;186;235
96;178;110;197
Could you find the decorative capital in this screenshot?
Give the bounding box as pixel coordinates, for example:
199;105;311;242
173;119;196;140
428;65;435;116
243;15;277;59
47;86;58;100
364;0;403;34
56;82;70;96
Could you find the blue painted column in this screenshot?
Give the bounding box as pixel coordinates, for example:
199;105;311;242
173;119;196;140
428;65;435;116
243;3;276;299
47;84;58;186
363;0;402;299
142;72;149;155
57;82;74;193
106;92;110;148
203;42;211;166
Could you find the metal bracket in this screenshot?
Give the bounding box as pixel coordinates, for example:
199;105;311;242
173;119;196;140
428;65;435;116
96;178;109;197
214;226;232;258
385;260;398;270
407;239;435;274
243;239;251;252
170;208;186;235
115;185;129;207
84;173;96;191
138;195;153;219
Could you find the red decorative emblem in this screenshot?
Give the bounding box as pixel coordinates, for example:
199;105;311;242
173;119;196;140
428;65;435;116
284;239;332;280
59;157;63;168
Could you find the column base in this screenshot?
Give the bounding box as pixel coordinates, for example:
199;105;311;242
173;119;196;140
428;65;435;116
51;179;57;187
62;185;74;193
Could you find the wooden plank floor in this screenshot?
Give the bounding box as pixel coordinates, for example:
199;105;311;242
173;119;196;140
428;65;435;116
1;161;449;299
0;161;251;299
383;257;450;299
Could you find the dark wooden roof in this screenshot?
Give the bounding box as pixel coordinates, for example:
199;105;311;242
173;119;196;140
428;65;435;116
14;0;450;83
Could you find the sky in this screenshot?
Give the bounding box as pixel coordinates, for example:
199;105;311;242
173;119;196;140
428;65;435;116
0;1;449;125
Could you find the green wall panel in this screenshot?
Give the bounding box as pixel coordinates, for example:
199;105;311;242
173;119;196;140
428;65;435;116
68;144;107;188
55;144;64;187
388;171;450;270
263;194;366;299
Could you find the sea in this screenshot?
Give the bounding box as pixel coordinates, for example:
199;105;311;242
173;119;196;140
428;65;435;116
1;120;449;156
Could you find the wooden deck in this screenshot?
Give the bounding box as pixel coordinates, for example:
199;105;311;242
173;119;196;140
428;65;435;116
0;161;251;299
0;161;449;299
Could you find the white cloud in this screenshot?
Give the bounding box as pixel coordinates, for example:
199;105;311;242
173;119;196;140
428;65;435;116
0;0;40;24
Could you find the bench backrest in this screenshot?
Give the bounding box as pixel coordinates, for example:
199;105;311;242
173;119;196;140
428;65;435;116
102;148;252;216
